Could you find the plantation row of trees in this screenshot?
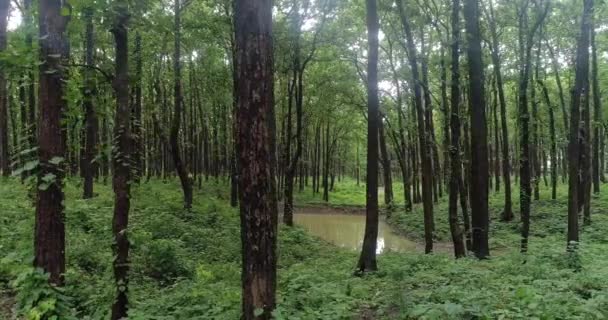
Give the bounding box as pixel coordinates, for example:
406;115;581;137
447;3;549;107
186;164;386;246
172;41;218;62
0;0;606;318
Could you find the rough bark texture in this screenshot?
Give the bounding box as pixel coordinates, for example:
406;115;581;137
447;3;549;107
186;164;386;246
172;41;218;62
171;0;193;209
235;0;278;317
0;0;9;176
463;0;489;259
398;0;434;254
567;0;593;247
34;0;70;286
448;0;466;258
82;9;98;199
110;3;131;318
357;0;380;273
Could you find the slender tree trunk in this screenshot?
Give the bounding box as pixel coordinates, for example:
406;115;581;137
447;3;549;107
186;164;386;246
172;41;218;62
539;80;557;200
567;0;593;247
463;0;489;259
0;0;9;176
357;0;380;272
235;0;278;317
487;0;512;221
323;121;330;202
133;32;143;183
492;80;500;192
171;0;193;209
448;0;466;258
34;0;69;286
397;0;434;253
379;119;393;207
82;9;98;199
24;0;36;148
591;25;601;194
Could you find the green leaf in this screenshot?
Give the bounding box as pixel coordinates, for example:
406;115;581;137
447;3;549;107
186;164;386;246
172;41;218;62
42;173;56;183
254;308;265;317
49;156;65;165
23;160;40;171
60;6;70;16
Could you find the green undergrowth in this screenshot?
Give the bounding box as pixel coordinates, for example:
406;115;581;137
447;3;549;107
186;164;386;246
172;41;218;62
1;177;608;319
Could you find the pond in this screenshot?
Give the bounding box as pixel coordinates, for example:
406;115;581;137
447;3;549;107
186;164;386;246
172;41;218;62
293;210;418;254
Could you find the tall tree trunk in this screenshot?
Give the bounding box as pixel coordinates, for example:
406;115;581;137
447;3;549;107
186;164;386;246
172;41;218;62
34;0;70;286
546;41;569;133
110;3;131;318
492;79;500;192
322;121;330;202
133;32;143;183
171;0;193;209
0;0;9;176
539;80;557;200
486;0;512;221
283;3;305;226
463;0;489;259
397;0;434;253
591;24;601;194
379;119;393;207
421;32;441;203
448;0;466;258
517;1;547;254
357;0;380;272
567;0;593;247
235;0;278;317
82;9;98;199
531;35;541;201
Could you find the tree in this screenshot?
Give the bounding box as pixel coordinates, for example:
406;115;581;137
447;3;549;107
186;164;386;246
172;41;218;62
357;0;380;273
516;0;548;253
110;0;131;317
463;0;489;259
34;0;70;286
397;0;434;254
567;0;593;248
485;0;512;221
591;21;601;194
234;0;278;317
448;0;466;258
0;0;9;176
81;8;98;199
171;0;193;209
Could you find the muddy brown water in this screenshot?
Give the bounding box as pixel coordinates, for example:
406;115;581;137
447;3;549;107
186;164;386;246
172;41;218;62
293;207;444;254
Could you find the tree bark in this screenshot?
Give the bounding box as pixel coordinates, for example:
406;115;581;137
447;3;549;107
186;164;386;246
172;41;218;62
34;0;70;286
448;0;466;258
171;0;193;209
567;0;593;247
357;0;380;272
235;0;278;317
463;0;489;259
110;2;131;318
82;9;98;199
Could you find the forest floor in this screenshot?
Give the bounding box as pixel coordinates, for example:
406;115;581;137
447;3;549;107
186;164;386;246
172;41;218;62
1;177;608;319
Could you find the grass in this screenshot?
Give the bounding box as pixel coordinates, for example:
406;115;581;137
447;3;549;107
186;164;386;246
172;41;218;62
1;176;608;319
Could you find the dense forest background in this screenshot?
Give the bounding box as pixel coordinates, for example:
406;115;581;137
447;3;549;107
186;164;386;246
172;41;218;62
1;0;608;318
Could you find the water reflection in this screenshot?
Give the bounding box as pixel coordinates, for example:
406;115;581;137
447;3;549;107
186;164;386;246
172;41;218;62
293;213;416;253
